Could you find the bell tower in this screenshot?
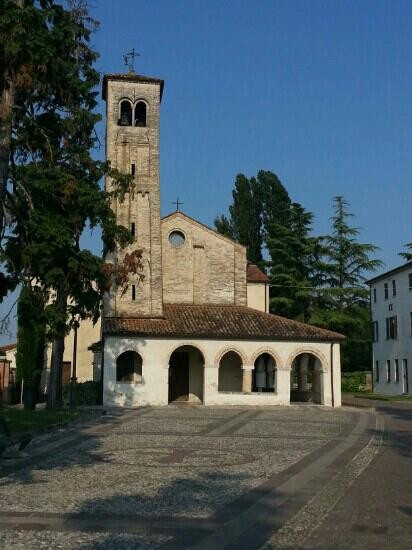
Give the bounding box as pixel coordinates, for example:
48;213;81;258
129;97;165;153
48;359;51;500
102;71;164;317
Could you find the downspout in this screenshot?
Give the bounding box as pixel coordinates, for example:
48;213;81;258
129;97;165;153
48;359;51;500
330;342;335;407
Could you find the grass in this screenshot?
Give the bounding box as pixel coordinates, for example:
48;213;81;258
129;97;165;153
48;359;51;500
346;392;412;402
0;407;94;435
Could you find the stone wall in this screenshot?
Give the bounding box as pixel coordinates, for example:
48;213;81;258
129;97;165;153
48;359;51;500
104;77;163;318
161;212;247;305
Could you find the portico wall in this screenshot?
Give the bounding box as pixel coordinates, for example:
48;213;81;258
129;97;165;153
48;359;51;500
103;336;341;407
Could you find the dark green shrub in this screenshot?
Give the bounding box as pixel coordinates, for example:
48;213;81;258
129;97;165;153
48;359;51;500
341;372;369;393
62;381;101;406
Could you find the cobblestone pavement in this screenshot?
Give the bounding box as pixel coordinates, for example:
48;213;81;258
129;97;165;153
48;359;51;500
0;405;374;549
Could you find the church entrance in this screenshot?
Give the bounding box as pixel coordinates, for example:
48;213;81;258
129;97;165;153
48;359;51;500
169;352;189;402
168;346;204;403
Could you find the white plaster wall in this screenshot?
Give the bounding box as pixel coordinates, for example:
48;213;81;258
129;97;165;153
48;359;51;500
370;266;412;394
103;337;341;407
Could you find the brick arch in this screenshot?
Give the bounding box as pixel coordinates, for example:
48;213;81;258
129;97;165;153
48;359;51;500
287;347;328;373
249;348;283;369
166;342;206;365
214;347;248;368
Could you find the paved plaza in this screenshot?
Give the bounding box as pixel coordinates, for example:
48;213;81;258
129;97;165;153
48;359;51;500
0;404;386;548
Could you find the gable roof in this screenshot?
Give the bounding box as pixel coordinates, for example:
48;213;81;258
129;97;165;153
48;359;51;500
247;264;269;283
0;343;17;355
104;303;344;342
102;73;164;101
366;260;412;285
162;210;245;250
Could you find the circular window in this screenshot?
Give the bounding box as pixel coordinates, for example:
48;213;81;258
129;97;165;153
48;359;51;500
169;230;185;247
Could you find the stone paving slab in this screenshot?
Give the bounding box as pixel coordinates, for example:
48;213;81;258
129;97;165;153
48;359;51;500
0;405;367;549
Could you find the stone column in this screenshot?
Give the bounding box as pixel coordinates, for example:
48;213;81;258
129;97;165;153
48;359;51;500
242;366;254;394
203;365;219;405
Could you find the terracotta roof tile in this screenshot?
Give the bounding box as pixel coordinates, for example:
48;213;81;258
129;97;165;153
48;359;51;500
247;264;269;283
104;304;344;342
0;343;17;354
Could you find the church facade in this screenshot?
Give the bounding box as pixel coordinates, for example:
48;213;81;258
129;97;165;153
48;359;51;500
101;71;344;408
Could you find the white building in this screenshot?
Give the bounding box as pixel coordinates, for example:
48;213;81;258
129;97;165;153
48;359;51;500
368;260;412;394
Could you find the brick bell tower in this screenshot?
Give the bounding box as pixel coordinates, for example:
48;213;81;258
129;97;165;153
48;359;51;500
102;69;164;318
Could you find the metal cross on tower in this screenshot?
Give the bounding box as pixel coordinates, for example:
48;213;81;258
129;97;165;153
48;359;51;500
172;197;184;211
123;48;140;73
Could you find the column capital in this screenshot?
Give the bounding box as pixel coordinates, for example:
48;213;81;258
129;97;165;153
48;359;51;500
241;365;254;371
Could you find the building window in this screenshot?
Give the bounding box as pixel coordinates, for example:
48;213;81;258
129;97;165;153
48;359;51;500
372;321;379;342
410;312;412;337
394;359;399;383
386;316;398;340
131;163;135;176
131;222;135;237
386;360;391;382
134;101;147;127
169;230;185;247
116;351;142;383
384;282;388;300
132;285;136;300
392;280;396;296
375;360;379;382
119;100;132;126
409;273;412;291
373;288;377;303
389;304;393;311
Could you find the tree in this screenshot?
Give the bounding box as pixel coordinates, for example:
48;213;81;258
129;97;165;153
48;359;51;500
399;242;412;262
267;202;322;320
1;0;143;408
308;196;383;371
215;170;290;268
215;173;263;264
15;283;46;409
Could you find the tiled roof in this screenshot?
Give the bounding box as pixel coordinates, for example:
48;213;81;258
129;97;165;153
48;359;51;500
104;304;344;342
0;343;17;354
102;73;164;101
247;264;269;283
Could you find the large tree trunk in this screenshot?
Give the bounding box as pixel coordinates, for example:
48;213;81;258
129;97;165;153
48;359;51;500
47;285;67;409
0;82;14;236
0;0;24;237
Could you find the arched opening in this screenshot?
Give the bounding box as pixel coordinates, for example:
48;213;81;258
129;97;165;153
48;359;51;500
118;100;132;126
169;345;204;403
253;353;276;392
290;353;323;403
134;101;147;127
218;351;243;392
116;351;142;383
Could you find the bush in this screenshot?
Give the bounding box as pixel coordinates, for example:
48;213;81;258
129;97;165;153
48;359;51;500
341;371;370;393
62;381;101;407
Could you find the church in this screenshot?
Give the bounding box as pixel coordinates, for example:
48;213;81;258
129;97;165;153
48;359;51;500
90;69;344;407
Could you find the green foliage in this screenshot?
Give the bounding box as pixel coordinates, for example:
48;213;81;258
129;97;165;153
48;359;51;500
62;381;100;407
15;284;46;388
399;242;412;262
341;372;369;393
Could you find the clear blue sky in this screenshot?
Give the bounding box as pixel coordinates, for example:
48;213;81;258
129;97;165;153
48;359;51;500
1;0;411;343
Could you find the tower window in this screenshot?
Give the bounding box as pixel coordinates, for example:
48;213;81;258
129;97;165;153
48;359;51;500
132;285;136;300
119;100;132;126
131;163;135;176
134;101;147;127
131;222;135;237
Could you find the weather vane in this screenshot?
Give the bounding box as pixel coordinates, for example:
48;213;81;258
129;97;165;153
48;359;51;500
172;197;184;212
123;48;140;73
